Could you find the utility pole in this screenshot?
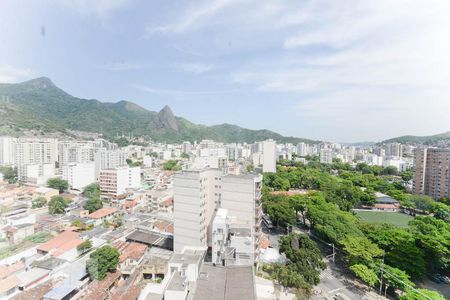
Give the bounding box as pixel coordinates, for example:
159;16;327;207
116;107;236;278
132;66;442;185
332;243;335;264
379;254;385;295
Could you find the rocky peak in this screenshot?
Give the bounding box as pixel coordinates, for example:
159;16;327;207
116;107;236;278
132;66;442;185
155;105;179;131
25;77;55;89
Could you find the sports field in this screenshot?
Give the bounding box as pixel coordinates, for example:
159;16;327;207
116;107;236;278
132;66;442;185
354;210;414;227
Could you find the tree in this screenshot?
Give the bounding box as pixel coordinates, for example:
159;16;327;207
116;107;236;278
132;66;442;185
382;166;398;176
0;166;17;183
162;160;181;171
399;289;445;300
270;264;310;289
246;164;254;173
83;183;100;199
290;195;308;225
342;236;384;265
148;152;158;158
48;196;68;215
430;202;450;222
278;233;325;289
87;245;120;280
264;199;296;228
360;223;426;280
47;178;69;193
272;176;290;191
350;264;379;289
409;216;450;272
400;170;413;183
84;197;103;213
77;240;92;253
180;152;190;159
31;197;47;209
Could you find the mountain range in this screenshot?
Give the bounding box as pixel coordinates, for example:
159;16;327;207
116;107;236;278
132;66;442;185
382;131;450;145
0;77;316;144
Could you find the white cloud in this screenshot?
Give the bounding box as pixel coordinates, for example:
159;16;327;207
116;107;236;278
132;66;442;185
0;65;32;83
174;63;214;74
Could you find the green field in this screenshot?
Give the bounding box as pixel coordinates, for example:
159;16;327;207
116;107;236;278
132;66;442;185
354;210;414;227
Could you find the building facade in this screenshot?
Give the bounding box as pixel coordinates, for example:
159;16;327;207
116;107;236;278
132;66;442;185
413;148;450;199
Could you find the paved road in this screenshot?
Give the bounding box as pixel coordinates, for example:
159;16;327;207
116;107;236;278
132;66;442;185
313;264;387;300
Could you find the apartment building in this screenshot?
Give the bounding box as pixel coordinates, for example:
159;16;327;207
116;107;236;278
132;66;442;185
62;162;96;190
94;149;127;179
413;148;450;199
173;169;221;252
99;166;141;198
14;138;58;166
0;136;16;166
262;139;276;173
58;141;96;166
17;163;55;185
173;169;262;257
320;148;333;164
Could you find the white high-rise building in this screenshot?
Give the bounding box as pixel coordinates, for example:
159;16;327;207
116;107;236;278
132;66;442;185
62;163;96;191
14;138;58;166
297;142;309;157
174;169;262;259
221;174;263;251
17;163;55;185
320;148;333;164
58;141;96;166
99;166;141;198
211;208;255;266
173;169;221;252
0;136;16;166
94;150;127;179
262;139;277;173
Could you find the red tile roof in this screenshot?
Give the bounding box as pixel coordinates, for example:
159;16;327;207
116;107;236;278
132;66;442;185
0;275;19;294
87;207;118;219
119;242;147;262
0;261;24;280
36;231;82;255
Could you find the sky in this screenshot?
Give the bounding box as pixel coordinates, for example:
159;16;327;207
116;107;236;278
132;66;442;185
1;0;450;142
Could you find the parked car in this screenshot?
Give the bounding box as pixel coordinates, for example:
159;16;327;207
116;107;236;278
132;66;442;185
439;275;449;284
430;274;443;284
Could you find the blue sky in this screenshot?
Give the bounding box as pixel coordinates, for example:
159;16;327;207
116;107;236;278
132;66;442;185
1;0;450;142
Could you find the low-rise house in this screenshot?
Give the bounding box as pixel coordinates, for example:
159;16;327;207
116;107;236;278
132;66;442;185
5;223;35;244
117;242;147;279
87;207;118;226
17;267;50;291
80;271;121;300
32;187;59;201
0;274;20;298
37;231;83;261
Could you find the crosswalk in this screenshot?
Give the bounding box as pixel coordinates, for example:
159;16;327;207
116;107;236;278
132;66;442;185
319;269;335;281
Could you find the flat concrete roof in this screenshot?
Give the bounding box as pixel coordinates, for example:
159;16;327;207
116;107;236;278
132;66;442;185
193;264;255;300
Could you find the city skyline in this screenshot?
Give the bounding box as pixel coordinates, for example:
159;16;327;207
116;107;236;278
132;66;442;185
1;0;450;142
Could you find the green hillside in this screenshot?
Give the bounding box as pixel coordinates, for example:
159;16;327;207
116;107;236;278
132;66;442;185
382;132;450;145
0;77;317;144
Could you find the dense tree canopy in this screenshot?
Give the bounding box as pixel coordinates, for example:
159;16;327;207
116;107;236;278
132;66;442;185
84;197;103;213
87;245;120;280
48;196;68;215
270;233;325;291
0;166;17;183
47;177;69;193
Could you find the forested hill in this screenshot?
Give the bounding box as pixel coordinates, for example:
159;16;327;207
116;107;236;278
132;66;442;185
382;131;450;145
0;77;317;144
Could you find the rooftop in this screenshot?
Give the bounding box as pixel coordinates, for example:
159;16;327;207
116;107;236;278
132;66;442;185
87;207;118;219
193;265;255;300
166;272;186;292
